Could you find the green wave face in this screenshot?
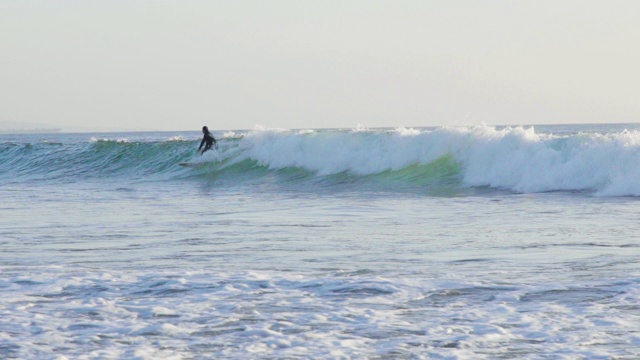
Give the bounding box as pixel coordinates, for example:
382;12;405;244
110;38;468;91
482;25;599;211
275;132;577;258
0;139;194;182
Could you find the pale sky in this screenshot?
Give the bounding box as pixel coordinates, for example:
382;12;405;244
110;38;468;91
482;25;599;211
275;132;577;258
1;1;639;132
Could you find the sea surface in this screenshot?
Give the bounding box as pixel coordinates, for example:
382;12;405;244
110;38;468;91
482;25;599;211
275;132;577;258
1;124;640;359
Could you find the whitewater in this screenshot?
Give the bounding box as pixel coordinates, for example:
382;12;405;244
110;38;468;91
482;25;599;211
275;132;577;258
1;124;640;359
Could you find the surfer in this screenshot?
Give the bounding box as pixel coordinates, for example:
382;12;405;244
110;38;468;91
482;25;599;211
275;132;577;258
198;126;217;154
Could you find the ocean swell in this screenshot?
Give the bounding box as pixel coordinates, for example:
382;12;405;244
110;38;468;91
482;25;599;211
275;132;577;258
2;126;640;195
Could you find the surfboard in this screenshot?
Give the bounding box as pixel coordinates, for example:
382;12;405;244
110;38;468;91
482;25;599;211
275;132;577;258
179;162;205;168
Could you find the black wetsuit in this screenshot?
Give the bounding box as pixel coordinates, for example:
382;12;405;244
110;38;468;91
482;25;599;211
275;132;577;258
199;131;217;154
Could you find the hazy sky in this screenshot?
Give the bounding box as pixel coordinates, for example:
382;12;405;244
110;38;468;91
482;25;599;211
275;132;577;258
2;1;640;131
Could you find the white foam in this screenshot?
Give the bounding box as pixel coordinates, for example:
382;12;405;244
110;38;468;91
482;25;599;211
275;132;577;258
227;125;640;195
222;131;237;138
351;123;370;132
239;127;445;176
89;137;129;143
2;266;638;359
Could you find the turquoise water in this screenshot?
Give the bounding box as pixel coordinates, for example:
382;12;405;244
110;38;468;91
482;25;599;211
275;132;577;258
1;125;640;358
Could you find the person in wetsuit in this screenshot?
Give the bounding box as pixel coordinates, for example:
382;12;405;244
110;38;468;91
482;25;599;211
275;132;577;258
198;126;217;154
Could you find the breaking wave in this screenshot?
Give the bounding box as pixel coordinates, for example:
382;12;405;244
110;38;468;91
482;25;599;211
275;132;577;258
2;125;640;196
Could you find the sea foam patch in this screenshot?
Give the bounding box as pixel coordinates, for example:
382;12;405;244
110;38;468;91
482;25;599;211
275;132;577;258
1;266;638;359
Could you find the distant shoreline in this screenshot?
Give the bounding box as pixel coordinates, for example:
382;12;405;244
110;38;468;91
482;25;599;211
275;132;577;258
0;129;61;134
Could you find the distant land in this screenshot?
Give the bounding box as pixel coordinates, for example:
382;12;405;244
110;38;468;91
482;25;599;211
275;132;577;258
0;128;62;134
0;121;156;134
0;121;61;134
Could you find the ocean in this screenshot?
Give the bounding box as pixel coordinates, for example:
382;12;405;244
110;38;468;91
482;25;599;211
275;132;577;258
1;124;639;359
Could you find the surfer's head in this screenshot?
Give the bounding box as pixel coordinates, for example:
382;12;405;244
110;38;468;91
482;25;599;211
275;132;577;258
202;126;208;133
